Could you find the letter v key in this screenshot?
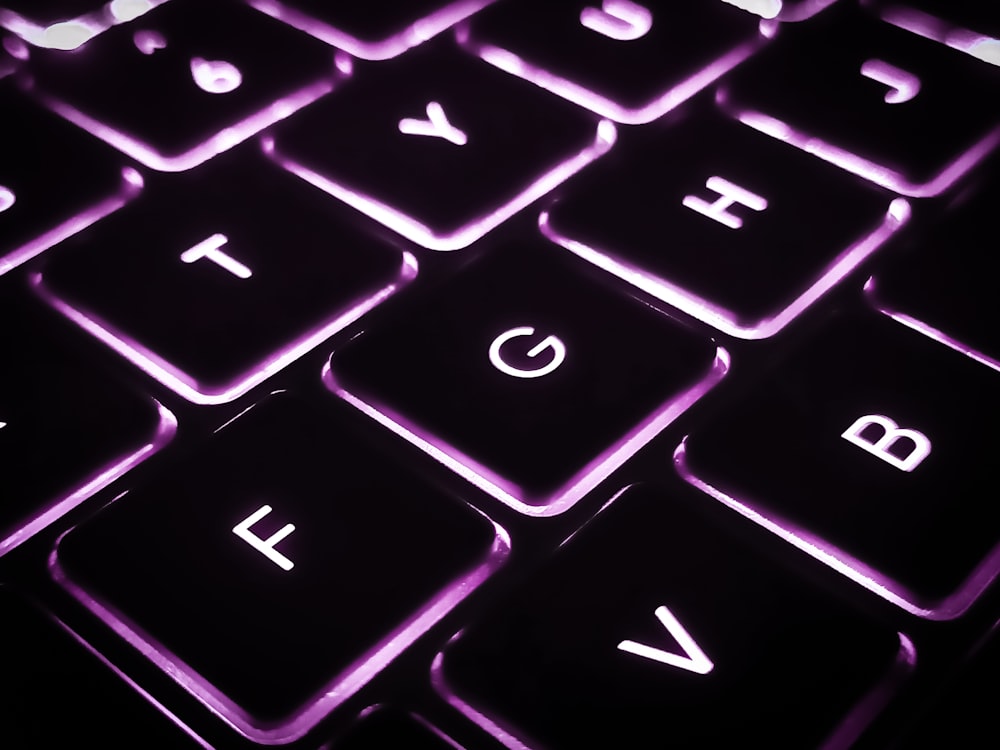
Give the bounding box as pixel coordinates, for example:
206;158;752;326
617;605;714;674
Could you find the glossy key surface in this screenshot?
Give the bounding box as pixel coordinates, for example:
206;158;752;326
0;290;171;558
54;394;506;743
543;108;907;339
461;0;766;124
0;78;137;276
249;0;494;59
328;243;725;516
438;484;910;750
0;587;204;749
267;40;612;250
37;149;413;404
22;0;336;170
718;5;1000;195
680;310;1000;619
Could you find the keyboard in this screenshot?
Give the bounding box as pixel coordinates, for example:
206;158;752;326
2;1;1000;747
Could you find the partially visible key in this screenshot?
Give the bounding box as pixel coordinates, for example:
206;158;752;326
323;708;463;750
542;108;909;339
679;310;1000;619
0;587;206;749
718;5;1000;195
20;0;338;170
249;0;495;59
267;41;614;251
36;149;414;405
864;0;1000;67
327;243;726;516
0;291;172;559
0;78;140;277
437;484;911;750
54;394;507;744
459;0;769;124
866;178;1000;372
0;0;165;50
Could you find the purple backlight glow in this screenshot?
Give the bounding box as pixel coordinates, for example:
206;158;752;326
865;276;1000;375
723;101;1000;197
1;400;176;560
540;199;910;340
465;29;769;125
675;439;1000;619
324;348;729;517
0;0;167;50
248;0;496;60
878;5;1000;67
27;77;335;172
31;253;418;405
264;120;616;252
1;167;143;278
51;508;510;744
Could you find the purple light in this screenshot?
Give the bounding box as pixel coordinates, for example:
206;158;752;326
540;198;909;340
247;0;496;60
29;77;335;172
1;400;176;559
265;120;616;251
31;252;417;405
324;348;729;517
865;276;1000;375
51;508;510;744
0;0;168;49
1;166;143;278
675;439;1000;619
859;59;920;104
723;100;1000;197
878;5;1000;67
465;25;770;124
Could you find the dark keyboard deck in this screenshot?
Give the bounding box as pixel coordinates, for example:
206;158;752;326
2;1;1000;748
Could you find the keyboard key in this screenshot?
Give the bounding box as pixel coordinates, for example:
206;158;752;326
54;394;507;743
459;0;768;124
324;708;462;750
249;0;495;60
35;150;414;405
0;79;140;277
867;178;1000;372
437;484;912;750
678;310;1000;619
0;587;205;749
327;243;726;516
0;291;173;558
542;108;909;339
866;0;1000;66
21;0;337;170
717;6;1000;196
267;41;614;251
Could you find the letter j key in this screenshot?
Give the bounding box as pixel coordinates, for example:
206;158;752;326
679;310;1000;619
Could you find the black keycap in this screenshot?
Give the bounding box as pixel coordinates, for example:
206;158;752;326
54;394;506;744
542;108;908;339
0;292;171;559
717;6;1000;196
327;243;725;516
249;0;494;59
36;149;414;405
0;78;139;277
0;587;205;749
324;708;462;750
867;178;1000;372
678;310;1000;619
20;0;337;170
267;41;612;251
460;0;767;123
437;484;911;750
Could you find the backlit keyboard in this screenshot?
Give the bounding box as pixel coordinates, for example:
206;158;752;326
2;1;1000;748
